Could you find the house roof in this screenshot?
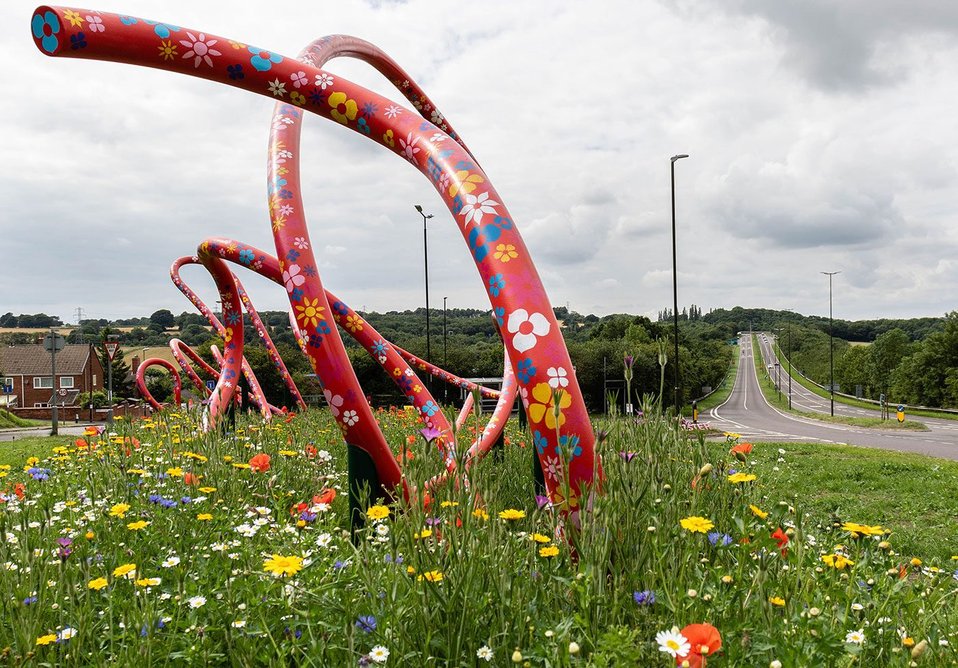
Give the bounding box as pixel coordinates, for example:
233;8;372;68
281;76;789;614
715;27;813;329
0;345;92;376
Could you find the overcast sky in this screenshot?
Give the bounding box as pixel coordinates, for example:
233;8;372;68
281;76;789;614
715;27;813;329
3;0;957;325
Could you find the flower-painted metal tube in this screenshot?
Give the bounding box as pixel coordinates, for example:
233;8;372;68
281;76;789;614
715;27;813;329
135;358;182;411
32;7;602;508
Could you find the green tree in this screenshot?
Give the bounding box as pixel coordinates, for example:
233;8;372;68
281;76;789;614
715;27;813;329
867;328;911;398
150;309;176;329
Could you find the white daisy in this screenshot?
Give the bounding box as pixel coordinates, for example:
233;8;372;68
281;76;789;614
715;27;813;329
655;628;690;658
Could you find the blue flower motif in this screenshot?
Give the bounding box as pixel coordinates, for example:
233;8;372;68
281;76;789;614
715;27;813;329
290;288;304;302
279;189;293;200
332;301;349;316
70;32;87;50
227;64;244;80
308;88;325;105
488;273;506;297
493;307;505;327
398;377;413;393
119;16;138;25
31;10;61;54
372;340;388;355
533;430;548;455
517;358;536;384
308;334;324;349
144;20;180;39
357;118;371;135
238;249;254;265
248;46;283;72
286;248;300;263
422;401;440;417
362;102;378;118
226;312;241;325
303;265;317;277
557;434;582;459
467;223;502;262
316;321;331;335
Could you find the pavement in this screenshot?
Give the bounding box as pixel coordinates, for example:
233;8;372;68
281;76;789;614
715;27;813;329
0;423;102;442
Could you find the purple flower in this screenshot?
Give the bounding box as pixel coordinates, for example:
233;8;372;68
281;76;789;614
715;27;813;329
535;495;551;509
619;451;638;463
23;596;38;605
707;531;733;547
624;353;635;371
633;590;655;606
355;615;377;633
425;516;442;527
420;426;441;443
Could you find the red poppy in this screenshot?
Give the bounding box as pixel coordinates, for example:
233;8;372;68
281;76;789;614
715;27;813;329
771;527;789;556
677;623;722;667
304;444;317;459
183;472;200;486
729;442;753;455
313;488;336;505
14;483;26;500
290;501;308;517
249;453;271;473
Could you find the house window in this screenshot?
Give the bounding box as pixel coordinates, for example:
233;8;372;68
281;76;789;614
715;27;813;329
60;377;75;389
93;374;97;386
34;402;49;408
33;377;53;389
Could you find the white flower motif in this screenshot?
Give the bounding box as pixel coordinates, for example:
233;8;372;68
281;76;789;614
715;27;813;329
430;132;446;144
459;191;499;225
282;264;305;293
278;149;293;159
543;456;562;481
384;105;403;118
315;73;334;89
507;309;551;353
179;32;220;68
342;410;359;427
430;109;444;125
293;237;309;250
268;79;287;97
547;367;569;389
85;15;104;32
280;204;295;216
290;71;308;88
400;132;420;163
323;389;344;417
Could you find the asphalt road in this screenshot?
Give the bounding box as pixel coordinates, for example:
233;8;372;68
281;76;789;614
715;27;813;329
0;424;94;442
707;334;958;460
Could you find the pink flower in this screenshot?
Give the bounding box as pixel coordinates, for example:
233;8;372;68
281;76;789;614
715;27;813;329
283;264;305;293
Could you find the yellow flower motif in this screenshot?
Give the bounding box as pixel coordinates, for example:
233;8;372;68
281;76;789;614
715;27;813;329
821;554;855;570
727;472;757;484
768;596;786;607
417;570;444;583
494;243;519;263
527;383;571;430
113;563;137;579
328;91;358;124
749;504;768;519
109;503;130;518
36;634;58;646
272;214;287;233
382;129;395;147
290;91;306;106
345;314;363;333
366;505;390;521
228;40;246;49
127;520;150;531
498;509;526;521
448;170;485;198
539;545;559;558
680;516;714;534
87;577;108;591
530;533;551;544
158;40;178;61
296;298;326;328
841;522;884;536
263;554;304;577
63;9;83;27
196;513;213;521
414;529;432;540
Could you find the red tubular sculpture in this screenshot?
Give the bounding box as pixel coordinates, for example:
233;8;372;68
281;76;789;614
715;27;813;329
33;7;602;512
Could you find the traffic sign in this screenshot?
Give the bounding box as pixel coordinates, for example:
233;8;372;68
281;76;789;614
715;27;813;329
43;332;65;352
206;379;216;391
897;405;905;423
57;388;68;397
1;384;11;394
105;341;120;360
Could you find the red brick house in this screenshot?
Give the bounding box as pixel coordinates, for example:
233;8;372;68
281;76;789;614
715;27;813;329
0;344;104;411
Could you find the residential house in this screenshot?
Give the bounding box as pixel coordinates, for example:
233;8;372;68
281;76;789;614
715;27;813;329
0;344;104;410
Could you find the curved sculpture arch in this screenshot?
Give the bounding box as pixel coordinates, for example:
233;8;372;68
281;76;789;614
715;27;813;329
33;7;602;510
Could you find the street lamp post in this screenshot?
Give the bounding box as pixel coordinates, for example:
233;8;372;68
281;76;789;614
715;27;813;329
670;153;689;416
821;271;840;417
442;296;448;403
415;205;435;387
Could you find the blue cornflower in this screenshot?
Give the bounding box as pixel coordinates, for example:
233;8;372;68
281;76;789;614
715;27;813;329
633;590;655;606
355;615;377;633
707;531;733;547
23;596;38;605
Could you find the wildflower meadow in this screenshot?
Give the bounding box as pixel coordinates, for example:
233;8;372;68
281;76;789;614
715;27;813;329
1;404;957;666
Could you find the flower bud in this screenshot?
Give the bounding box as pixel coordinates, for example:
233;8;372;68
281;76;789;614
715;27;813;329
911;639;928;659
698;463;713;477
512;650;523;663
569;642;580;655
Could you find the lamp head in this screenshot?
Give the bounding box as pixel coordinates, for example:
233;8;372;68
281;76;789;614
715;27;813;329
671;154;689;162
414;204;423;213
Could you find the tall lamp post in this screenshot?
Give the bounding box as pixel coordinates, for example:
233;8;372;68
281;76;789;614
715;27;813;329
821;271;840;416
442;296;448;403
415;205;434;379
670;153;689;416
